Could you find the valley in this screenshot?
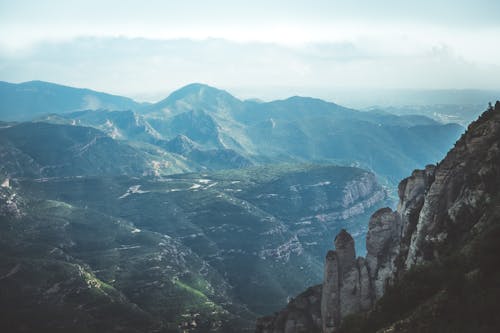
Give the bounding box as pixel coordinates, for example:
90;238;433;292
0;81;470;332
2;164;388;331
2;2;499;332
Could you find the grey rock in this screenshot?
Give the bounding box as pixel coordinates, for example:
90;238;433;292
334;230;356;278
365;207;400;300
357;257;372;311
257;102;500;333
321;251;340;333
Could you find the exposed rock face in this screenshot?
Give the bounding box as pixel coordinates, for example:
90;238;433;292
263;227;381;333
256;102;500;333
320;229;372;333
163;134;198;155
403;102;500;268
321;250;340;333
365;208;400;300
0;186;23;218
256;164;438;332
316;162;438;331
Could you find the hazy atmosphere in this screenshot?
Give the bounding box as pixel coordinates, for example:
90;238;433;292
2;2;500;332
1;0;500;104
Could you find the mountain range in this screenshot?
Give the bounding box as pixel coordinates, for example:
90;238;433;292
0;80;477;332
0;80;143;121
0;80;463;182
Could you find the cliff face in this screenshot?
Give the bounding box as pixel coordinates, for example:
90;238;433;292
321;230;372;333
256;101;500;333
403;105;500;268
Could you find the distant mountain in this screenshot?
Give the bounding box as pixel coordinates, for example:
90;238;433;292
144;84;253;155
368;104;489;127
154;109;224;148
143;83;464;181
159;135;252;170
0;80;465;180
0;79;491;333
0;122;190;177
143;83;244;118
36;109;254;172
162;134;199;155
38;109;163;142
0;81;145;121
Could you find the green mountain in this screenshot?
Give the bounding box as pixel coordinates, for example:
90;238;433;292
143;84;464;181
0;186;248;332
0;81;145;121
0;81;464;180
144;83;244;118
38;109;163;142
0;81;473;332
0;163;388;332
0;122;191;177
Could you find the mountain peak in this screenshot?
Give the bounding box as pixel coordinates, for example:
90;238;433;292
164;83;237;103
149;83;243;114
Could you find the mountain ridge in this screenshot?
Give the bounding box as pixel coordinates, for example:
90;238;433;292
0;80;464;181
0;80;145;121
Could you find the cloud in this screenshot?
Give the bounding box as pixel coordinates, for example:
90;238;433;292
1;36;499;104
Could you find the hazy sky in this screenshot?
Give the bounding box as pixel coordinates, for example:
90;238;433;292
1;0;500;102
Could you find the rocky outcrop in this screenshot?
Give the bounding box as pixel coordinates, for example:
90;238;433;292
321;230;372;333
403;101;500;268
256;102;500;333
365;208;400;300
0;186;23;218
260;220;398;333
255;208;399;333
163;134;198;155
258;161;438;333
256;164;438;333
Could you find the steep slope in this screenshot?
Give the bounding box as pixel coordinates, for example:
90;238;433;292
144;83;244;118
0;81;463;179
162;134;199;155
153;109;225;149
143;83;463;179
337;102;500;333
0;81;144;121
9;164;387;323
145;85;252;155
37;110;253;172
0;186;251;332
256;101;500;333
246;114;462;180
0;122;189;177
39;109;163;142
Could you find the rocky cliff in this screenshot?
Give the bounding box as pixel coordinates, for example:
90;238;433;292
256;101;500;333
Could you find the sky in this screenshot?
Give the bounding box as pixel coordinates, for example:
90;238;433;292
1;0;500;104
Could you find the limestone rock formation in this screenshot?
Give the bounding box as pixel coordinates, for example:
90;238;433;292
403;103;500;268
320;230;371;333
365;208;400;300
256;102;500;333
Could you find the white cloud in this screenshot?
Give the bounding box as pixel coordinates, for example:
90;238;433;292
1;37;499;104
1;1;499;100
